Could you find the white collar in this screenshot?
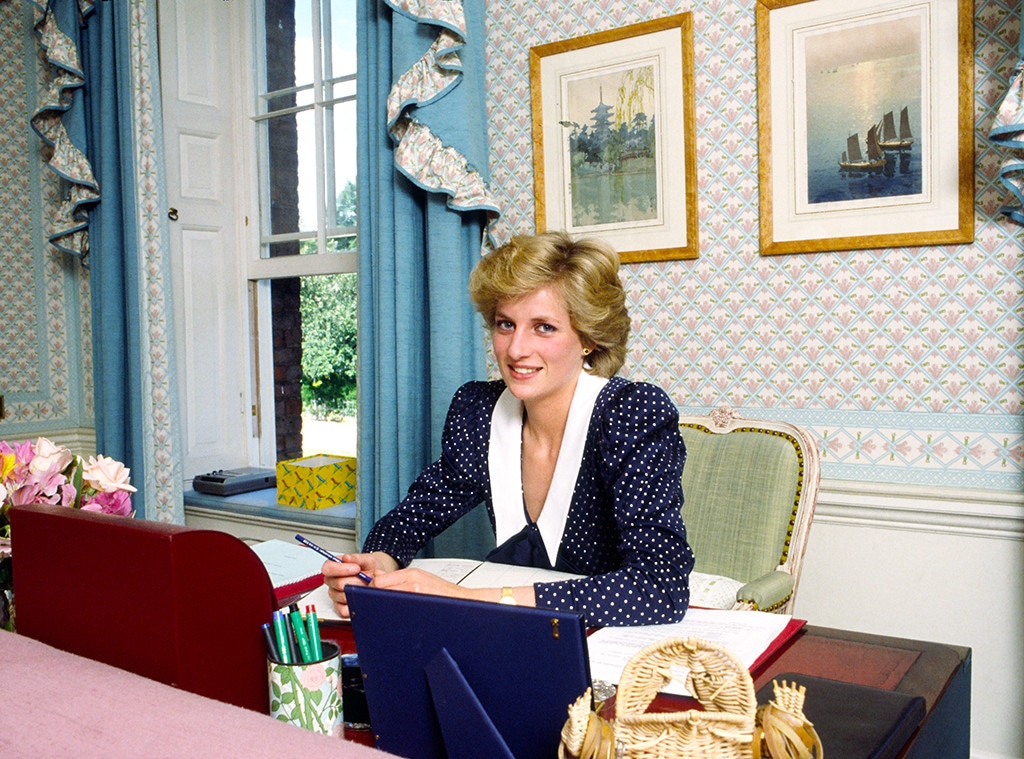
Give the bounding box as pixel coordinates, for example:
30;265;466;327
489;370;608;566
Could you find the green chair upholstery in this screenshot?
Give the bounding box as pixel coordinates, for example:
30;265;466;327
679;406;820;614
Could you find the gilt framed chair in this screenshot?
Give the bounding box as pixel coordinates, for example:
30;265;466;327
678;406;820;614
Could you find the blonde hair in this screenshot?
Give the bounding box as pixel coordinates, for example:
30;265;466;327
469;231;630;378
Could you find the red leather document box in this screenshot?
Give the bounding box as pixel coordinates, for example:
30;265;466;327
10;502;277;712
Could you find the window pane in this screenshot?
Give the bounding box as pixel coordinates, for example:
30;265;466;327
299;274;358;456
268;273;357;461
260;0;357;252
263;110;302;239
325;99;357;233
325;0;356;75
263;0;312;107
257;0;359;463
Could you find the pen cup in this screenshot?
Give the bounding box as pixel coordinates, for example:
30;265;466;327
268;640;343;736
341;653;371;730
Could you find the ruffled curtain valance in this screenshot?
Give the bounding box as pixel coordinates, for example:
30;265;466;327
29;0;99;261
383;0;500;225
989;49;1024;226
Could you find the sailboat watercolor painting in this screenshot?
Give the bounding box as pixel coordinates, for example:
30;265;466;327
837;124;886;174
804;14;924;204
757;0;972;255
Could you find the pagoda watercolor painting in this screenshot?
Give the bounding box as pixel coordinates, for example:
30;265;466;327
559;63;660;230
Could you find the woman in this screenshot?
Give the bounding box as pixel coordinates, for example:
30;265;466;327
323;231;693;626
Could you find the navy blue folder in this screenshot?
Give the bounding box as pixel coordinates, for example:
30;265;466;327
347;584;591;759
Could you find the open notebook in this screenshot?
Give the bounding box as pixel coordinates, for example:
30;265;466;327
249;539;329;607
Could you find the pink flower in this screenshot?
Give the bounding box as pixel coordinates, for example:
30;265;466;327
299;663;327;691
80;489;133;516
82;456;137;494
29;438;73;476
58;483;78;508
8;469;65;507
2;439;134;542
1;440;33;484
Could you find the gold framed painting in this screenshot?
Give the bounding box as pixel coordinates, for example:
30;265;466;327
530;14;699;263
756;0;974;255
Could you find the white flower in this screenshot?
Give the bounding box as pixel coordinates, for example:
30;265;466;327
30;437;73;475
82;455;137;493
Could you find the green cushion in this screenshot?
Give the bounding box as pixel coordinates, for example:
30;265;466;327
737;570;796;611
679;428;800;583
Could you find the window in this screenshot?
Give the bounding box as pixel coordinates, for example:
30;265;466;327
250;0;358;462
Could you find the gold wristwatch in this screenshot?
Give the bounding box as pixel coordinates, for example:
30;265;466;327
499;587;517;605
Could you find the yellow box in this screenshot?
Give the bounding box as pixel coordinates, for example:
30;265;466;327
276;454;356;510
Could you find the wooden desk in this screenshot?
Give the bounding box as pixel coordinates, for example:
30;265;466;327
321;623;971;757
754;625;971;759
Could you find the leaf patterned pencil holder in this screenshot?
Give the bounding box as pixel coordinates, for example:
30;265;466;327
268;640;343;736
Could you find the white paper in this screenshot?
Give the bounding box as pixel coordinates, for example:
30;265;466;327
409;558;585;587
455;561;584;588
586;608;792;697
251;538;332;588
302;582;346;622
407;557;486;584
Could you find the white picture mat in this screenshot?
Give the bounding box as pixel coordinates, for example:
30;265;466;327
538;26;689;252
767;0;963;242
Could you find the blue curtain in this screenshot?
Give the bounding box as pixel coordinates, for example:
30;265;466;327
356;1;499;557
78;1;148;515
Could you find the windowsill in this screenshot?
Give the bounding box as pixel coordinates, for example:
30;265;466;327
183;487;356;529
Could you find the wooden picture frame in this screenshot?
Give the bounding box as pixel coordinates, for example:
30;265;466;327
756;0;974;255
531;14;699;263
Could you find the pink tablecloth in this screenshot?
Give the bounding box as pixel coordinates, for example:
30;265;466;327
0;629;394;759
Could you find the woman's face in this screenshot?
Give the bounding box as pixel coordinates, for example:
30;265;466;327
492;285;588;411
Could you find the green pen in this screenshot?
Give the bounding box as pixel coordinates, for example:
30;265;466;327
289;604;314;663
272;611;292;664
306;604;323;660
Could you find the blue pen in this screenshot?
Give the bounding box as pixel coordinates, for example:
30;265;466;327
294;533;373;583
271;611;292;664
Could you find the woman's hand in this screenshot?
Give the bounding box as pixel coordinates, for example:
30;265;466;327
321;551;398;618
323;553;539;616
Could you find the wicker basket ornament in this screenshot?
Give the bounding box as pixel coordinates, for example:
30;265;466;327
563;636;758;759
561;637;825;759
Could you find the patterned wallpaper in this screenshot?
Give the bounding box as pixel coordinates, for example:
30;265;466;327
0;0;93;436
485;0;1024;492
